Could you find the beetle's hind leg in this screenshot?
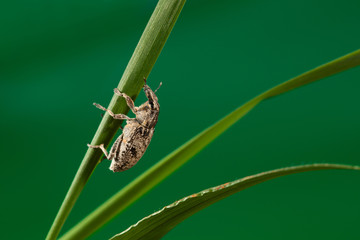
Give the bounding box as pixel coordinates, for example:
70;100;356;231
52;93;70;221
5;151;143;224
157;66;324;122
88;134;123;162
87;143;114;161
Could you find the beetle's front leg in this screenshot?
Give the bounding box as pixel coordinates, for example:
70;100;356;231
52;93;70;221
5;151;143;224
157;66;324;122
93;103;133;121
114;88;138;114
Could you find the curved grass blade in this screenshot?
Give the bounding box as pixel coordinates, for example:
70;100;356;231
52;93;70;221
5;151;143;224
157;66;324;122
61;49;360;240
111;164;360;240
46;1;186;239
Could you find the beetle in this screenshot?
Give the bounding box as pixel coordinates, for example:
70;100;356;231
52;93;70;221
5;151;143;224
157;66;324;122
88;79;161;172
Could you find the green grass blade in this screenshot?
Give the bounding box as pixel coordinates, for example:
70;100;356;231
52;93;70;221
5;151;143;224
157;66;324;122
262;49;360;99
61;49;360;240
110;164;360;240
46;1;186;240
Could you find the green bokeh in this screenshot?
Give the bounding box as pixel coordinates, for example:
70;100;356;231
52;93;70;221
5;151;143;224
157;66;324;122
1;0;359;239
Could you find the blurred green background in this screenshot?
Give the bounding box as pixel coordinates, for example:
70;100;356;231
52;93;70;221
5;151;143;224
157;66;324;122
1;0;359;239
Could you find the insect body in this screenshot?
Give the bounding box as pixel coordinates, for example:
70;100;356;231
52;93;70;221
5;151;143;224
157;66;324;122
88;79;161;172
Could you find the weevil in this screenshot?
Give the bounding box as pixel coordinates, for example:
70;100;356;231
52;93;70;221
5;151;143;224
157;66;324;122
88;79;161;172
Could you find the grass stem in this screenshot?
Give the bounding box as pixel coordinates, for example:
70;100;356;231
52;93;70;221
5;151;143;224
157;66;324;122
46;1;186;239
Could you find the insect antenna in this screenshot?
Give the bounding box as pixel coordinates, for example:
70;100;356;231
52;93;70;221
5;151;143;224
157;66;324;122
154;82;163;93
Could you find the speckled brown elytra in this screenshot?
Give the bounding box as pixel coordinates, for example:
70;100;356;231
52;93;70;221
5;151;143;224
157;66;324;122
88;78;161;172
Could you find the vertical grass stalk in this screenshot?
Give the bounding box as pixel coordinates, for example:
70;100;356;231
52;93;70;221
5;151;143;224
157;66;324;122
46;1;186;239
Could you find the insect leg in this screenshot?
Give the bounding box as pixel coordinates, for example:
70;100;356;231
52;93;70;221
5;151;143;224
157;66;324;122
114;88;137;114
93;103;133;120
87;143;114;160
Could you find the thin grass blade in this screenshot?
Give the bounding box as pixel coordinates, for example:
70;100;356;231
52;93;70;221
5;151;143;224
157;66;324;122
110;164;360;240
